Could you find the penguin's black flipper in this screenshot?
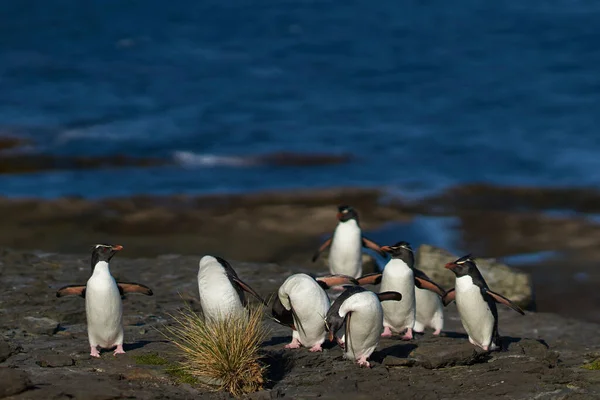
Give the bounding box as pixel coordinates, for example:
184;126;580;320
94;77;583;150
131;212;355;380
362;237;385;257
484;289;525;315
413;270;446;297
442;288;456;306
312;237;332;262
357;273;382;286
377;291;402;302
232;277;268;307
56;285;86;298
316;274;358;289
117;282;153;296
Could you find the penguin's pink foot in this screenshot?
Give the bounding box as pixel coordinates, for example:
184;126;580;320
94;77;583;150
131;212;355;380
113;344;126;356
433;329;441;336
357;356;371;368
284;338;302;349
401;328;413;341
90;346;100;358
309;344;323;352
381;326;393;337
336;338;345;350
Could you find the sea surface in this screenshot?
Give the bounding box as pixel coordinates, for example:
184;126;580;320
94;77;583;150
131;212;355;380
1;0;600;199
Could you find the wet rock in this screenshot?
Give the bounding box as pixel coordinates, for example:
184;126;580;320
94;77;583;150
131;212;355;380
0;368;31;398
22;316;60;335
416;244;533;307
36;353;74;367
409;341;491;369
0;341;11;362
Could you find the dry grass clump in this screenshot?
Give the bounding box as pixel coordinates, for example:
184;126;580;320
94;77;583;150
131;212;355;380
163;305;269;396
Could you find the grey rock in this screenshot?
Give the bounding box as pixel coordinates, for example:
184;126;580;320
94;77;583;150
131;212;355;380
416;244;533;307
36;353;74;367
0;368;31;398
409;341;491;369
246;390;272;400
382;356;416;368
508;338;558;367
0;341;11;363
22;316;59;335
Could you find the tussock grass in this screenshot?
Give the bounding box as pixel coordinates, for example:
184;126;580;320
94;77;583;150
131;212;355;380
162;305;269;396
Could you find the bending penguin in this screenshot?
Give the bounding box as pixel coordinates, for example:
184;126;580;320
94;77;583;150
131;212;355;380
270;273;358;352
443;254;525;351
357;241;445;340
312;205;385;279
197;255;267;322
56;244;153;358
325;286;402;368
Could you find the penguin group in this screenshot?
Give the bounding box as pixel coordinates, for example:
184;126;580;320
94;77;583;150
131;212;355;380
56;204;525;367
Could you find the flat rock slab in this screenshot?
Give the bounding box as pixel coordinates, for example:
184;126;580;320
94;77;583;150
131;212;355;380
0;368;31;398
21;316;59;335
36;352;75;368
0;341;12;363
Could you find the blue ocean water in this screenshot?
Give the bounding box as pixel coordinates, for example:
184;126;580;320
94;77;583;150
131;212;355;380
1;0;600;198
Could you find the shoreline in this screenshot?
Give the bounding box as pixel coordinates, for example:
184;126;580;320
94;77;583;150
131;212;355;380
1;185;600;323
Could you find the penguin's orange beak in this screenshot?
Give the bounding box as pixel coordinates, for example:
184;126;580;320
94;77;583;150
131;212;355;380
328;331;334;342
380;246;392;253
336;212;343;220
444;262;456;270
112;245;124;251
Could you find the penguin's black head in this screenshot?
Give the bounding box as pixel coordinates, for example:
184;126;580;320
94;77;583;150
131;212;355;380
91;244;123;271
337;205;359;223
381;241;414;267
444;254;475;277
269;295;295;329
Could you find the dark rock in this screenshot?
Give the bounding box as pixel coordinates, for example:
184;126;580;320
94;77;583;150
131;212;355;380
22;316;59;335
36;353;74;367
409;341;491;369
0;368;31;398
508;338;559;367
382;356;416;368
245;390;272;400
0;341;11;362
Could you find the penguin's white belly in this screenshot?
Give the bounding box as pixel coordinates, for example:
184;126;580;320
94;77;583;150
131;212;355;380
328;222;362;278
198;268;244;321
280;276;330;347
343;293;383;361
86;276;123;348
380;265;415;332
414;287;444;332
455;281;495;348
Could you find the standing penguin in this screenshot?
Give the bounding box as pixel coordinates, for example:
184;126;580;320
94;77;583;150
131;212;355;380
271;273;358;352
325;286;402;368
56;244;153;357
357;241;445;340
312;205;384;279
443;254;525;351
197;255;267;322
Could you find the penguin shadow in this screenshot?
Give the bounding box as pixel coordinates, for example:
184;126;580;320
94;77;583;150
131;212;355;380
499;335;527;351
262;336;291;347
261;350;294;388
439;331;469;340
124;339;170;352
370;343;418;364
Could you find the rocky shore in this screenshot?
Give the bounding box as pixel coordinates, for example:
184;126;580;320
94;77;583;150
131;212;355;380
1;249;600;399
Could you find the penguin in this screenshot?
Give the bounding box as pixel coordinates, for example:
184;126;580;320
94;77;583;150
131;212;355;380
312;205;385;279
197;255;267;322
325;286;402;368
443;254;525;351
56;244;153;358
270;273;358;352
356;241;445;340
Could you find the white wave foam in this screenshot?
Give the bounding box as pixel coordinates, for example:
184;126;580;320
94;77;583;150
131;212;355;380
172;151;251;167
